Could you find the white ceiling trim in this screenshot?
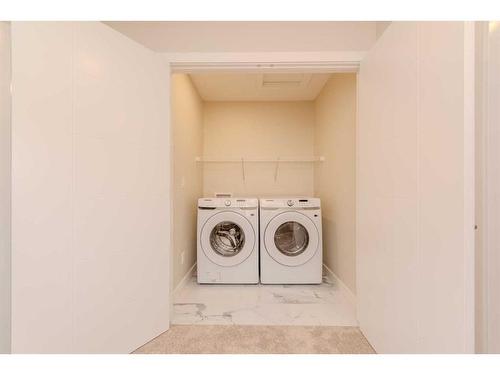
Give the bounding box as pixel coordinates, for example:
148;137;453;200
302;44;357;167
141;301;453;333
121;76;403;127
164;51;364;73
170;61;359;73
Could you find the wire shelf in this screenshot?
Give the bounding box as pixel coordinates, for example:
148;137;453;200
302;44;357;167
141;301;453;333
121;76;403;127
195;156;325;163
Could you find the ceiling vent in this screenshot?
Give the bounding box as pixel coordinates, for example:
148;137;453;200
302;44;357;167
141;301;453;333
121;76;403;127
261;73;312;88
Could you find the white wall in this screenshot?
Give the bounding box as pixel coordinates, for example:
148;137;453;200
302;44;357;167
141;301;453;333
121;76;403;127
0;21;11;354
357;22;475;353
11;22;170;353
202;101;315;198
486;21;500;354
171;74;203;288
105;22;378;53
314;74;357;294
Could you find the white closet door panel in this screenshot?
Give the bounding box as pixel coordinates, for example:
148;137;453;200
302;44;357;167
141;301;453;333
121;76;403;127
12;22;171;353
357;22;419;353
72;22;170;354
357;21;474;353
416;22;474;353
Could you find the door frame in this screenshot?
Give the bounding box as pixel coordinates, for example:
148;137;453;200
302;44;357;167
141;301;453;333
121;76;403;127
476;21;500;354
163;50;365;319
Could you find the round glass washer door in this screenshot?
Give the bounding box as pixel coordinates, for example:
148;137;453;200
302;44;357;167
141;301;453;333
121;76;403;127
200;211;255;267
264;211;319;267
210;221;245;257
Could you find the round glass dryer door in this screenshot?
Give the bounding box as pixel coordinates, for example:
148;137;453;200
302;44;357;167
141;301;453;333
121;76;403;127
274;221;309;257
200;211;255;267
264;211;319;267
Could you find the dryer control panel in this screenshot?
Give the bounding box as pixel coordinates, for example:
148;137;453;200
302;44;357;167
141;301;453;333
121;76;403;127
260;197;321;209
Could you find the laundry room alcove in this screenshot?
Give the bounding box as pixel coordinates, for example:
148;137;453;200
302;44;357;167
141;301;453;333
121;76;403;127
168;71;358;328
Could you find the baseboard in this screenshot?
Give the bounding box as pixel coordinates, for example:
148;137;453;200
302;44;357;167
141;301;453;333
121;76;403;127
322;263;357;308
173;262;196;299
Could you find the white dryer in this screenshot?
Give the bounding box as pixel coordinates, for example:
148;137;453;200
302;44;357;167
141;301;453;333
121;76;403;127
260;197;322;284
197;197;259;284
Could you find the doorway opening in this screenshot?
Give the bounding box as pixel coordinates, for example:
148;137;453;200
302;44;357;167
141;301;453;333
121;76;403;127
168;68;359;328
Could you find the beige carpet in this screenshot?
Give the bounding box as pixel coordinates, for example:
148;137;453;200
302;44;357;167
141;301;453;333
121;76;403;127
133;325;375;354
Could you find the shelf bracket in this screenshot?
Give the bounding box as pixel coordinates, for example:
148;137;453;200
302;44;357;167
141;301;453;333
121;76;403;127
241;158;246;181
274;157;280;182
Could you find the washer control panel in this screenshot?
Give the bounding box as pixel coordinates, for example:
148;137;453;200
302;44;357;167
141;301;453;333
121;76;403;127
198;197;258;209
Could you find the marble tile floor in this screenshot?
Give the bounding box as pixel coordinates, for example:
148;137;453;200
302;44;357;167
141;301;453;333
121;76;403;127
172;269;358;326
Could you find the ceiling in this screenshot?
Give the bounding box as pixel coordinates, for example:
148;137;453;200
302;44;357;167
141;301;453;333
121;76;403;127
104;22;378;53
189;73;331;101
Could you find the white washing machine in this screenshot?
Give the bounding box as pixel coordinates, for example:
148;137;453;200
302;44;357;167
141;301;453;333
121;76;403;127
197;197;259;284
260;197;322;284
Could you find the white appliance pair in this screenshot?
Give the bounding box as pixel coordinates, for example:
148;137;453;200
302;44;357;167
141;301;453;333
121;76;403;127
197;197;322;284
